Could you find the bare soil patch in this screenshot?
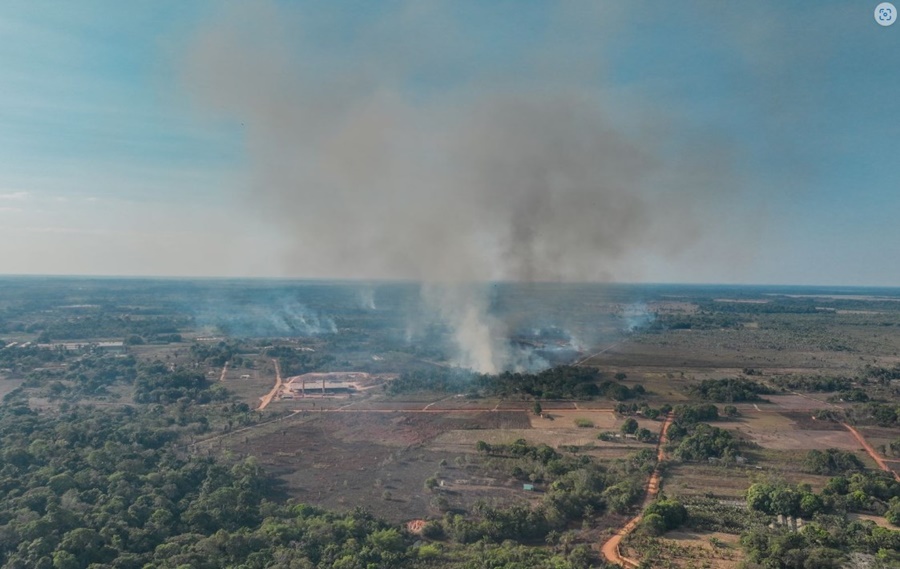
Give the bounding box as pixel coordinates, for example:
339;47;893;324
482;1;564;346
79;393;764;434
225;411;532;522
664;464;754;499
764;394;835;410
849;513;896;530
430;428;600;453
0;377;24;399
530;409;618;430
647;530;744;569
748;428;859;451
716;412;860;451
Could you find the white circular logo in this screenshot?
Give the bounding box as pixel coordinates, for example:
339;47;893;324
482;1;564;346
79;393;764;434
875;2;896;26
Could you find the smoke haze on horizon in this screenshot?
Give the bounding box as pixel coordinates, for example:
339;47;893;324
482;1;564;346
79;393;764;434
3;2;899;287
0;1;897;367
183;2;748;285
180;2;756;372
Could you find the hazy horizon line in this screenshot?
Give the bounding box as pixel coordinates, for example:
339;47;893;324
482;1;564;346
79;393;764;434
1;272;899;291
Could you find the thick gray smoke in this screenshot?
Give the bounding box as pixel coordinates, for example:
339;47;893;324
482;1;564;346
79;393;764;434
182;3;733;372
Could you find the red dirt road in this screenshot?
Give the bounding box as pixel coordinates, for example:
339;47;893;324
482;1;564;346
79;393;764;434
600;413;673;567
842;423;900;482
257;359;282;411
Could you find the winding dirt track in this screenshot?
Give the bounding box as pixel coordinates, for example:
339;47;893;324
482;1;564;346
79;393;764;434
218;362;228;382
842;422;900;482
600;413;673;568
257;359;282;411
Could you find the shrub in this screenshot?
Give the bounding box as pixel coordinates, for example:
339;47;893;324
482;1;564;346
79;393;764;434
644;498;688;531
803;449;865;475
621;418;639;434
641;513;667;536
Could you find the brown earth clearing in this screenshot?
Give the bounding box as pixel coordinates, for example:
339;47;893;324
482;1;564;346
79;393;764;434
624;530;744;569
197;305;900;565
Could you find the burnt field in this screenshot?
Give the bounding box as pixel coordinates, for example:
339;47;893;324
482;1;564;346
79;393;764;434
203;285;900;526
2;278;899;568
224;410;533;522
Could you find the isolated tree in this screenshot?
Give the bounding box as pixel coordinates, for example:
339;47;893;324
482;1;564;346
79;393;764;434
636;428;655;443
641;513;667;536
532;401;543;415
621;418;639;435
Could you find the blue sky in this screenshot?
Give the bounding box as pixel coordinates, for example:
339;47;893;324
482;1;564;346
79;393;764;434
0;1;898;285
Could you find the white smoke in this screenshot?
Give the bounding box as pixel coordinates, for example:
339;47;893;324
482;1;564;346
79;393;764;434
356;287;377;310
622;302;655;331
182;3;739;372
421;283;507;373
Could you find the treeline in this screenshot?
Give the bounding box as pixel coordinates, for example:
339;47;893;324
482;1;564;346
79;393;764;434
640;498;688;535
35;314;188;342
741;472;900;567
453;439;654;546
673;403;720;424
481;367;645;400
615;402;672;420
768;364;898;397
191;342;240;367
741;517;899;569
662;404;746;462
747;471;900;522
389;366;646;401
802;449;865;476
862;364;900;383
41;353;138;398
264;346;335;376
669;423;742;462
387;368;476;395
646;313;747;331
688;378;773;403
846;402;900;428
0;345;65;373
699;300;821;314
0;383;427;569
134;363;228;405
770;374;852;392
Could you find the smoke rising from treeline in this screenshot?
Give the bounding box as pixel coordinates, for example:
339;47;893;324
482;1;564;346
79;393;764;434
183;3;736;372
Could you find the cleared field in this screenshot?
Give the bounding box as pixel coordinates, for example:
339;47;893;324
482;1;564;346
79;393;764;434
763;393;836;410
745;427;859;451
716;412;861;451
624;531;744;569
0;377;24;399
584;314;900;375
225;411;530;522
431;428;603;451
664;463;754;498
849;513;897;530
752;449;873;485
857;425;900;453
530;408;619;430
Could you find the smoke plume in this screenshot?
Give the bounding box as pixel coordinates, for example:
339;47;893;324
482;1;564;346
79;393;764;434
182;3;735;372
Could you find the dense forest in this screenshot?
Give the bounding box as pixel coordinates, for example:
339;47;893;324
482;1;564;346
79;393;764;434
388;366;645;401
0;349;615;569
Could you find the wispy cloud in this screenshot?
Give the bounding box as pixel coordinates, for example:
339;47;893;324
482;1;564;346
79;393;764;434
0;191;29;200
22;226;109;236
0;207;22;213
